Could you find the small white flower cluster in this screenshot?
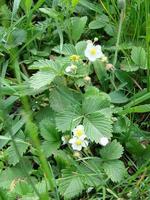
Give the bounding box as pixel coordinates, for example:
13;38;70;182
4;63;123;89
69;125;88;151
61;125;109;151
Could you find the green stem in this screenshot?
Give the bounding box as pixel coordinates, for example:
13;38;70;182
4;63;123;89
11;55;60;199
113;8;125;67
111;6;125;90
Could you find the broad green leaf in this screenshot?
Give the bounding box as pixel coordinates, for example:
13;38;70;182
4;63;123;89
70;16;87;43
10;28;27;47
82;93;111;114
29;71;56;90
103;160;126;182
109;91;129;104
93;60;108;85
55;106;82;132
100;140;124;160
40;119;61;157
131;47;147;69
58;168;84;199
83;111;112;143
121;59;139;72
89;15;109;29
50;86;81;112
29;59;58;70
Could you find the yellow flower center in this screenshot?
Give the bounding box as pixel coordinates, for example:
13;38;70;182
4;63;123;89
70;55;80;62
90;48;97;55
76;139;82;145
75;130;83;137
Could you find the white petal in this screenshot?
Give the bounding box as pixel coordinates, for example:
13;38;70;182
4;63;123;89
65;66;71;73
87;55;97;62
95;45;103;58
77;124;84;131
82;140;88;147
69;137;76;144
72;144;82;151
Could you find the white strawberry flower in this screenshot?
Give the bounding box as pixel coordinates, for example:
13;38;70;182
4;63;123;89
69;137;88;151
100;137;109;146
73;125;86;140
84;41;103;62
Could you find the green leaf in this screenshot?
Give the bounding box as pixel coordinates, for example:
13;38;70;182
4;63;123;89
40;119;61;157
53;44;76;55
58;168;85;199
0;118;25;149
121;104;150;114
82;93;111;114
39;8;59;19
103;160;126;182
93;60;108;85
100;140;124;160
79;0;102;14
0;166;26;189
29;59;58;70
109;91;129;104
22;0;32;15
12;0;21;19
6;142;29;166
55;106;82;132
70;16;87;43
83;111;112;143
131;47;147;69
75;40;87;56
89;15;109;29
29;71;56;90
50;86;81;112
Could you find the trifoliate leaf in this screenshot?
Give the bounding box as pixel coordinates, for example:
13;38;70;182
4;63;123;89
40;119;61;157
58;168;84;199
103;160;126;182
83;111;112;143
100;140;124;160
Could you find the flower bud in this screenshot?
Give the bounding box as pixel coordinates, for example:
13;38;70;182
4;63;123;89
94;37;98;42
73;151;81;158
84;76;91;82
118;0;126;10
106;63;114;71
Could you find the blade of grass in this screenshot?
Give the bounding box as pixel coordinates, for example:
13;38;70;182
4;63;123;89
145;0;150;92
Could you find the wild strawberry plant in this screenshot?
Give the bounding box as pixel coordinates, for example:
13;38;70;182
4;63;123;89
0;0;150;199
